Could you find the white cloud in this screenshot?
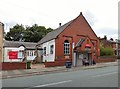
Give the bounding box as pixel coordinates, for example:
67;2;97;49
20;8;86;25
0;0;119;39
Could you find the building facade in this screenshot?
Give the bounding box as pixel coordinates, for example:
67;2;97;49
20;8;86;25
100;36;120;56
3;41;37;62
37;12;100;67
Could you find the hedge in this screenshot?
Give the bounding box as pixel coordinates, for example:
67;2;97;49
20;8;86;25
100;46;114;56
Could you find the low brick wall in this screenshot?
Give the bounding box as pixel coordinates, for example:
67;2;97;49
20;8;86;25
95;56;116;63
1;62;26;70
44;61;66;67
44;56;116;67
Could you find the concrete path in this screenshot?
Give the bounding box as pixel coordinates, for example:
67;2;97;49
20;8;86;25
1;61;118;79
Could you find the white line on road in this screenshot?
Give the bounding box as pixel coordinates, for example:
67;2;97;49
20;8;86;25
92;72;117;77
35;80;72;87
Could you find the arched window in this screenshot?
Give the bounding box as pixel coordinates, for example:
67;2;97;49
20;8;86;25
64;40;70;55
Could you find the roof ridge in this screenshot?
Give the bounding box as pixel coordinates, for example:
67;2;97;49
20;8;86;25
37;13;83;45
5;40;37;44
37;20;74;44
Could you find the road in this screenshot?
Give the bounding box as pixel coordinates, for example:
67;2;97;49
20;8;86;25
2;66;118;88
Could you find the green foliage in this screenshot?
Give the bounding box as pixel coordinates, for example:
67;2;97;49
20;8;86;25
5;24;53;42
5;24;25;41
100;45;115;56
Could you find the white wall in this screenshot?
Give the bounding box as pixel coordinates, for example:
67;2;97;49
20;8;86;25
3;47;23;62
41;39;55;62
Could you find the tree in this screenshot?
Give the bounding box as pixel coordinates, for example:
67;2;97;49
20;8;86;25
5;24;53;42
5;24;25;41
23;24;53;42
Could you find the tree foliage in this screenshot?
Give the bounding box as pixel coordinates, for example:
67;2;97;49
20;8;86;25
100;44;115;56
5;24;53;42
5;24;25;41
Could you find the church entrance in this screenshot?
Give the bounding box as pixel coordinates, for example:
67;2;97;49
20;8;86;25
75;52;92;67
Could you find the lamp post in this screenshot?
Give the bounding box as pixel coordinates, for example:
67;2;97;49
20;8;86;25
72;42;76;67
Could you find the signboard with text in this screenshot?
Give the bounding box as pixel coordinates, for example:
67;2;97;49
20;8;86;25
9;51;18;59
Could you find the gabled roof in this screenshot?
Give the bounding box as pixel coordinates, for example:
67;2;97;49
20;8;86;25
4;41;37;49
100;37;117;44
107;40;116;44
37;20;73;45
38;12;98;45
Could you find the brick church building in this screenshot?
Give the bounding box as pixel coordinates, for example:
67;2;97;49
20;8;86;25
37;12;100;67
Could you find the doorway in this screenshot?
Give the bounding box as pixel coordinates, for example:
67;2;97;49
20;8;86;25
76;52;83;67
87;53;92;65
75;52;92;66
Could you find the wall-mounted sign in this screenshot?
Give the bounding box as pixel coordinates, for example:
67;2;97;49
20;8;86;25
9;51;18;59
85;44;91;48
98;49;100;52
65;55;69;59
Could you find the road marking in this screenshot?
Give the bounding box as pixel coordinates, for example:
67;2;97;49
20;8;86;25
92;72;117;77
24;80;72;89
35;80;72;87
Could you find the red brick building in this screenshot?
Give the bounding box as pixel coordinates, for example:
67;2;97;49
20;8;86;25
37;12;100;67
100;35;120;56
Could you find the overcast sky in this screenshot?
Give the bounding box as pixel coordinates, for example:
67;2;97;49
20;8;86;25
0;0;119;40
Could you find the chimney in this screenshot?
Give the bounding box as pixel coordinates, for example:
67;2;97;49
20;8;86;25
80;12;82;15
110;38;114;41
59;23;62;27
104;35;107;40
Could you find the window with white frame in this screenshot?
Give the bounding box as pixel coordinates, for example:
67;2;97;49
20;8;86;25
31;51;33;56
29;51;32;56
64;40;70;55
34;51;36;56
27;51;29;56
18;50;24;58
43;47;46;55
50;45;54;54
27;50;35;56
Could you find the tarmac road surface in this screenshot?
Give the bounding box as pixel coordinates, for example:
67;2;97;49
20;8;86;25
2;66;118;88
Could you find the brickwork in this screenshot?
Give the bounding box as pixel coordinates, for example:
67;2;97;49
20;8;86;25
44;61;66;67
54;13;100;66
2;62;26;70
95;56;116;63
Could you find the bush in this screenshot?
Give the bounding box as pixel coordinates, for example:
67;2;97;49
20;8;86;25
100;45;114;56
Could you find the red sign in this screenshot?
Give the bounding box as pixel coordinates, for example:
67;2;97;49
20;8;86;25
9;51;18;59
98;49;100;51
85;44;91;48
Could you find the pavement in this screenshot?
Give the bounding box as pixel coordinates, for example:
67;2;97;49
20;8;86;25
1;61;118;79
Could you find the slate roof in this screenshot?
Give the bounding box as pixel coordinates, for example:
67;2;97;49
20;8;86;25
100;38;117;44
107;40;116;44
4;41;37;49
38;12;98;45
37;20;73;45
